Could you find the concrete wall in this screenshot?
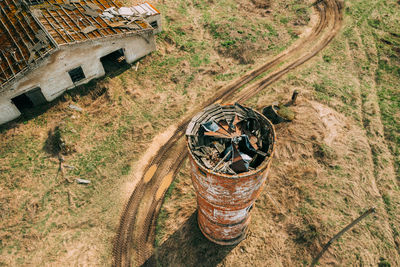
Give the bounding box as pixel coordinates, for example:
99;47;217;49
147;14;162;34
0;101;21;125
0;32;156;125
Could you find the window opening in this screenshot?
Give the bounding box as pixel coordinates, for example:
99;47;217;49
68;66;85;83
150;21;158;29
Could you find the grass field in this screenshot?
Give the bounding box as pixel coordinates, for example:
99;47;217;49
0;0;399;266
0;0;308;265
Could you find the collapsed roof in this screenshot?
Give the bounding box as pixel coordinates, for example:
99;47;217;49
186;103;276;175
0;0;159;92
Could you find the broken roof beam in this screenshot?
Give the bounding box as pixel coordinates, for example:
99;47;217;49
70;2;105;38
0;5;26;70
1;21;30;66
76;2;109;37
52;8;82;41
9;0;39;49
29;7;59;48
45;8;77;42
84;0;119;35
22;10;42;38
104;0;119;9
0;52;12;81
41;11;70;44
90;0;107;10
57;5;91;39
97;13;119;34
20;11;48;60
44;8;75;43
0;35;19;76
0;59;8;81
14;13;36;45
0;49;15;76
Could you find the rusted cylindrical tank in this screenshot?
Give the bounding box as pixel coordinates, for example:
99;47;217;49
186;103;276;245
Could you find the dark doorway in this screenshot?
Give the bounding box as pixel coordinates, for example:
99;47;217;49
26;87;47;106
12;94;33;110
100;49;129;74
11;87;47;111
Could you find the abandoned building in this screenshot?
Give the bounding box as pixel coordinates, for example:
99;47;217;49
0;0;161;125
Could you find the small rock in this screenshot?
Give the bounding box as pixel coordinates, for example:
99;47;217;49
68;104;83;112
63;165;75;170
76;178;91;184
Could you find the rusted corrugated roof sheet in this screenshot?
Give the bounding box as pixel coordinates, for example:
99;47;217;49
0;0;159;91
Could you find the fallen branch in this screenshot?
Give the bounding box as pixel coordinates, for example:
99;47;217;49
310;207;376;267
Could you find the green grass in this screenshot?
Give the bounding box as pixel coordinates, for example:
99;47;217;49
359;0;400;179
154;177;179;247
7;0;399;265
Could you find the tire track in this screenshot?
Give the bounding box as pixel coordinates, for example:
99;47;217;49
113;1;343;266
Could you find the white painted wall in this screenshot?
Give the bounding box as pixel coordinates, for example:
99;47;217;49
0;32;156;125
0;101;21;125
147;14;162;34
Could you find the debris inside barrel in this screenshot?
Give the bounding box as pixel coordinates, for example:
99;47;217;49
186;103;273;174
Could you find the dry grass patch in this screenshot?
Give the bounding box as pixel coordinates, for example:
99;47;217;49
155;0;400;266
0;0;310;265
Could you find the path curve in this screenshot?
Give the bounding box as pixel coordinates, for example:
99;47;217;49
113;1;343;266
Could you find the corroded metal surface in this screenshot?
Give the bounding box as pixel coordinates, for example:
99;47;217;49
187;104;276;245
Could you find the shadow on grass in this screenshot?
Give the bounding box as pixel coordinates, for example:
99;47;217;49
0;56;133;134
142;212;237;267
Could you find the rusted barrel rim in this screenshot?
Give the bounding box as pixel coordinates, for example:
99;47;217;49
198;216;249;246
187;104;276;179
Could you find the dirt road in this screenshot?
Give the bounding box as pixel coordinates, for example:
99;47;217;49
112;0;344;266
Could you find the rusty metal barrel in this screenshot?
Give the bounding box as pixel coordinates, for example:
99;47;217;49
186;103;276;245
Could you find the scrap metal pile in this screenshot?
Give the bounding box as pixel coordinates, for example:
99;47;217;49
99;3;159;30
101;3;157;20
186;103;274;175
30;2;157;35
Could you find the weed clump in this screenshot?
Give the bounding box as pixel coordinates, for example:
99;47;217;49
291;223;319;245
378;257;391;267
205;20;266;64
323;55;332;63
251;0;271;9
277;105;295;121
313;143;337;164
43;125;75;156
